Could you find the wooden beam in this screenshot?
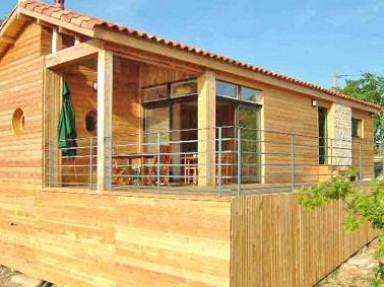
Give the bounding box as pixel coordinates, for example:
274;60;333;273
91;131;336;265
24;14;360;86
0;36;15;45
197;71;216;186
74;36;81;45
105;42;203;75
51;27;61;53
97;50;113;192
94;27;379;113
19;7;94;37
46;40;103;69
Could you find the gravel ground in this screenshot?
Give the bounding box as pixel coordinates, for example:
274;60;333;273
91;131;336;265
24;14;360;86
0;266;19;287
0;266;53;287
318;240;378;287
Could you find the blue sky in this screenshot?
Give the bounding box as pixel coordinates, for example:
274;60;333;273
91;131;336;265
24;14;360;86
2;0;384;88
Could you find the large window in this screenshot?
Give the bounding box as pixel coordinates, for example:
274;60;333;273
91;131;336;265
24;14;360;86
142;79;198;183
352;118;362;138
216;81;262;184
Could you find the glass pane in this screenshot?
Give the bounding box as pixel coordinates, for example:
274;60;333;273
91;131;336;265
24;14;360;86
216;99;236;184
318;107;328;165
241;87;261;103
239;106;261;183
217;81;238;98
172;100;198;184
171;80;197;98
143;85;168;102
144;105;170;153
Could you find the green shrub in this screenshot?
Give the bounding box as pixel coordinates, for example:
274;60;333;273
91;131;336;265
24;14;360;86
297;170;384;285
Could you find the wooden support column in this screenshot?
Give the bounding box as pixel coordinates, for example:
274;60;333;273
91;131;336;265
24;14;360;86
43;69;63;187
52;27;62;53
198;71;216;186
97;50;113;192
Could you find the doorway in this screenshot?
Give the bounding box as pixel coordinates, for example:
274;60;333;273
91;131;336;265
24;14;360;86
216;98;261;183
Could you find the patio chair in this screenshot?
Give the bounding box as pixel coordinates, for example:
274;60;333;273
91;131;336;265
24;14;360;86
112;149;132;186
147;145;172;186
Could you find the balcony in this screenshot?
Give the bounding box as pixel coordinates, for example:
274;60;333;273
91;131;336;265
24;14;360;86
44;126;377;196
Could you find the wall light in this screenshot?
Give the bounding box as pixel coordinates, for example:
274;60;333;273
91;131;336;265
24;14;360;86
311;99;318;107
93;82;98;92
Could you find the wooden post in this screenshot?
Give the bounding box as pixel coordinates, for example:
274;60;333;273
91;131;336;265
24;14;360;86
97;50;113;192
43;69;62;187
51;27;62;54
197;71;216;186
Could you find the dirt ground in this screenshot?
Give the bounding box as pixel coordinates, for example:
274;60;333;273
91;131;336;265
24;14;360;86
318;240;378;287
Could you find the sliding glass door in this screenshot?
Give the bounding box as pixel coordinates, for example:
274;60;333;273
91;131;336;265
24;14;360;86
216;95;262;184
239;106;261;183
143;80;198;184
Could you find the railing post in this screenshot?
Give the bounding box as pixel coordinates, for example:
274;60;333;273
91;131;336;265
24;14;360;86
105;136;112;191
359;142;363;187
291;134;295;192
89;137;94;190
237;127;242;196
218;127;223;196
157;132;161;193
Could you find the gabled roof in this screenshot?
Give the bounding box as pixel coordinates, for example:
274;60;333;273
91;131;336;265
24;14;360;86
1;0;381;111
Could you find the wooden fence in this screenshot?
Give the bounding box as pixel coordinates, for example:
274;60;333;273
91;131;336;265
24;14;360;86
0;184;378;286
231;193;378;287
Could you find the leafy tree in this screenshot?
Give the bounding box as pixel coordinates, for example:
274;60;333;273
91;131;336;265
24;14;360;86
339;73;384;143
0;17;4;27
298;171;384;286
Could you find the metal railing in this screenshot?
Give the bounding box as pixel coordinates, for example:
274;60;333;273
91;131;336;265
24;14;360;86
45;126;380;195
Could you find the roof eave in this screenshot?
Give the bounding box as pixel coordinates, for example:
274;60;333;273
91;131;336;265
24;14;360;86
14;3;382;113
18;7;94;38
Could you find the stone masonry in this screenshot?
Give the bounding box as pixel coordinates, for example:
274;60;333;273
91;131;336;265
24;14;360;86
329;103;352;166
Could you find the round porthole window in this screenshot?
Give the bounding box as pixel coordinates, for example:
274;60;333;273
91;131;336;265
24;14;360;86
85;110;97;135
12;108;25;136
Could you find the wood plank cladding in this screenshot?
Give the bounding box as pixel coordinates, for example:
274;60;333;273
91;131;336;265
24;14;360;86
352;109;375;180
0;23;44;186
0;185;377;287
0;185;231;287
263;88;321;184
230;193;378;287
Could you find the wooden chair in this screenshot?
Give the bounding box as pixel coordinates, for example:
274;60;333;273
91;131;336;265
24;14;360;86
221;153;235;184
112;149;132;186
184;155;198;185
148;145;172;186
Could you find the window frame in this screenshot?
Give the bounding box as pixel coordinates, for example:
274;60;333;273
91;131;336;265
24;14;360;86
142;78;197;104
216;80;262;105
352;118;363;138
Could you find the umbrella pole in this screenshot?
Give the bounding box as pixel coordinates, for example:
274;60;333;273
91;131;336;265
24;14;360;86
72;158;77;186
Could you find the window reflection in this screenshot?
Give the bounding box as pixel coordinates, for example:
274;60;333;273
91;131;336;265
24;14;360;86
217;81;238;98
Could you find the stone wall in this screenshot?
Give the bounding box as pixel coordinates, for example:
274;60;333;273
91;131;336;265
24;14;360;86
329;103;352;166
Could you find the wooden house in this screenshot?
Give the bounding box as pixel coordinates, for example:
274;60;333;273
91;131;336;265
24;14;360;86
0;0;381;286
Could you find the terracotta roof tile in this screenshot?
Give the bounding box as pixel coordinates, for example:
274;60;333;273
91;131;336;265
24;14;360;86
17;0;381;110
51;9;71;20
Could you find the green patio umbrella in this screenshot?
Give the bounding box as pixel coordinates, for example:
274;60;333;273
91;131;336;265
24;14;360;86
58;81;77;158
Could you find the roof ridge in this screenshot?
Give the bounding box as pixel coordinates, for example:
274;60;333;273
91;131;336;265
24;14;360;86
16;0;382;110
